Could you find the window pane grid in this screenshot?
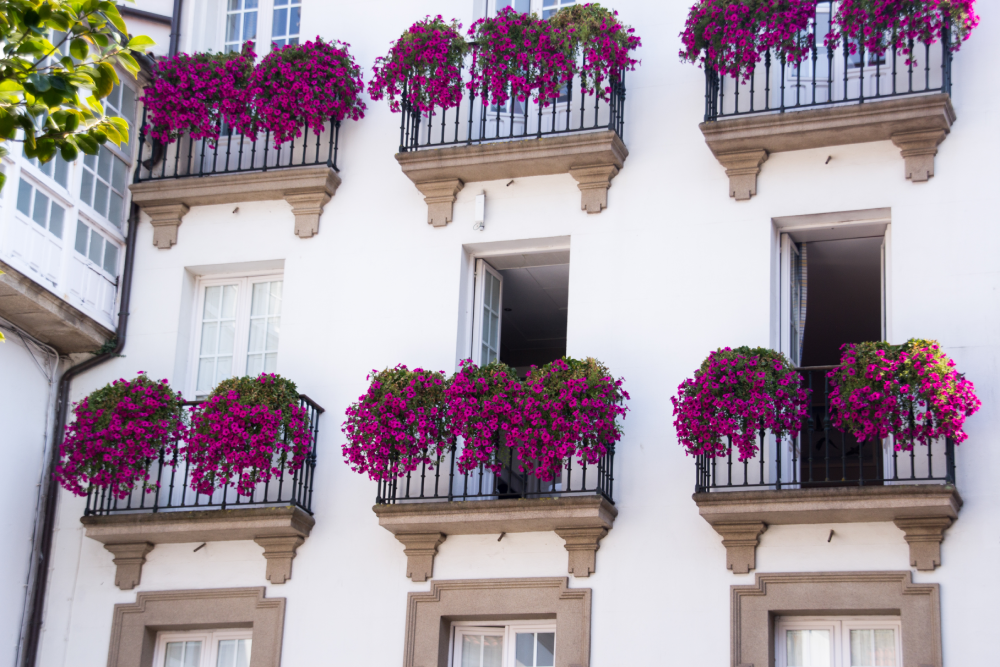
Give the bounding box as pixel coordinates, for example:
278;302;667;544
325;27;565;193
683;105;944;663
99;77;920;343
271;0;301;48
246;281;282;377
225;0;258;53
197;284;239;394
80;146;127;228
16;179;66;237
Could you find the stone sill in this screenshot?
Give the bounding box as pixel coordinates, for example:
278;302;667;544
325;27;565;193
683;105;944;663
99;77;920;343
373;495;617;581
0;259;112;353
395;130;628;225
693;484;962;574
699;93;956;199
81;505;314;589
129;165;341;248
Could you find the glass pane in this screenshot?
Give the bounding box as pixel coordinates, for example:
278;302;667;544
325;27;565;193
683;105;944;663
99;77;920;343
786;629;831;667
203;285;222;320
226;13;240;41
97;146;112;180
250;282;268;317
275;0;288;5
851;629;897;667
75;221;88;254
88;229;103;264
516;633;534;667
84;152;96;170
243;11;257;40
107;84;122;113
54;156;69;188
112;157;127;192
219;321;236;355
214;356;234;384
49;202;64;237
873;629;896;666
200;322;220;356
216;639;250;667
228;0;240;9
247;318;264;354
221;284;238;318
235;639;251;667
31;190;49;226
79;169;94;205
16;180;32;215
265;320;279;350
197;358;216;393
268;281;283;315
109;191;124;228
272;8;287;36
103;241;118;275
246;354;262;377
245;0;258;7
164;641;202;667
121;85;136;121
263;352;277;373
461;635;482;667
536;633;554;667
39;158;54;177
482;636;502;667
94;180;110;216
289;7;300;36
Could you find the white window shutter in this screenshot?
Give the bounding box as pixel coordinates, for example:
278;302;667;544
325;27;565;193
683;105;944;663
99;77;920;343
472;259;503;367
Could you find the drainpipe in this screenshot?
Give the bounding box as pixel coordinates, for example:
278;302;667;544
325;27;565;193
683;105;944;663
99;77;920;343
19;203;139;667
168;0;183;57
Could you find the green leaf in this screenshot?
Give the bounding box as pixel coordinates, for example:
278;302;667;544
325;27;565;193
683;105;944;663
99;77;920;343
48;76;68;92
42;88;65;106
0;172;7;193
23;9;41;27
70;37;89;60
28;73;50;92
60;141;78;161
44;14;71;32
127;35;156;50
100;4;128;34
0;80;24;92
92;129;107;144
115;51;139;75
64;112;80;132
93;62;116;98
91;33;110;48
76;132;98;154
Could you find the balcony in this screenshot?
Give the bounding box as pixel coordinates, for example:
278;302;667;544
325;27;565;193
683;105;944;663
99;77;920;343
128;116;343;246
394;48;629;225
373;438;617;581
692;368;961;574
700;1;956;199
80;395;324;589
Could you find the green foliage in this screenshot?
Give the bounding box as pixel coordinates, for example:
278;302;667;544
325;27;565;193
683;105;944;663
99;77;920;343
0;0;154;185
83;372;184;434
695;345;797;400
205;374;302;413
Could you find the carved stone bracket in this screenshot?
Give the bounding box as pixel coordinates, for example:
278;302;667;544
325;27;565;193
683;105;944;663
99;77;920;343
254;535;306;584
104;542;155;590
569;165;620;213
414;179;464;227
716;150;768;201
393;533;447;582
894;516;953;571
708;522;767;574
145;203;189;250
554;527;609;577
891;129;947;182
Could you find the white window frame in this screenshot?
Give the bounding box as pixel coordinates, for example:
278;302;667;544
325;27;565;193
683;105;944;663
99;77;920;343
152;628;253;667
471;258;503;367
775;616;902;667
187;271;284;398
221;0;303;57
450;620;556;667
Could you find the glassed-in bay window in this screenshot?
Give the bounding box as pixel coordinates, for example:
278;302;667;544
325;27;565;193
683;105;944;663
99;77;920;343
80;145;128;229
153;629;252;667
10;178;66;285
193;275;283;396
67;218;119;321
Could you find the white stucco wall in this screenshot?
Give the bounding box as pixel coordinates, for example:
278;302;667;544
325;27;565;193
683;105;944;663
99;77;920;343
34;0;1000;665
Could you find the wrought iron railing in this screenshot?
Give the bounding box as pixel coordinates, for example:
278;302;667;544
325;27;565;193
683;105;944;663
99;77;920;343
398;47;625;152
133;109;341;182
704;3;953;121
695;367;956;493
376;434;615;505
84;394;324;516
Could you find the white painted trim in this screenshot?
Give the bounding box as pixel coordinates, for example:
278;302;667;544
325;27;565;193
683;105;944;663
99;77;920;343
152;628;253;667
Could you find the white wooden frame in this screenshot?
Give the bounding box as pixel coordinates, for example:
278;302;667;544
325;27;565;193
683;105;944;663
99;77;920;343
151;628;253;667
774;616;902;667
450;620;557;667
187;270;284;397
219;0;301;57
471;258;504;367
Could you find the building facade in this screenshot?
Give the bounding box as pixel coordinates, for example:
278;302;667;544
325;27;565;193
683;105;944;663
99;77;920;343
4;0;997;666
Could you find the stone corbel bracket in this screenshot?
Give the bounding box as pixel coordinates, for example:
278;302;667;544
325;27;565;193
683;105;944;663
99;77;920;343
396;130;628;225
694;484;962;573
129;165;341;247
700;93;956;199
374;495;617;581
81;506;315;589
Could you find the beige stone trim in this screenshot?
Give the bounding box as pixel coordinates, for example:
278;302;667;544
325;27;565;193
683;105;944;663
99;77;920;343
700;93;955;198
404;578;590;667
130;165;341;245
894;516;953;571
707;522;767;575
108;587;284;667
0;259;113;353
694;485;961;572
396;131;628;219
103;543;154;590
374;496;617;580
413;179;464;227
82;506;314;589
715;150;768;201
731;571;941;667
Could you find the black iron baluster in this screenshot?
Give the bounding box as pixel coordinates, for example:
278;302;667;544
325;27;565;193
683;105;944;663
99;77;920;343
774;428;781;489
907;36;915;92
923;40;930;91
942;15;952;95
945;438;955;484
314;119;322;164
779;56;787;112
764;51;772;110
223;125;234;172
262;130;271;171
726;436;733;485
448;439;457;501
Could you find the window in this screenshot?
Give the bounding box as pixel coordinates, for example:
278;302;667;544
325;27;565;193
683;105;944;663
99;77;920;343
67;219;119;322
776;617;902;667
9;177;66;284
541;0;574;19
16;179;65;239
21;144;70;190
105;82;137;151
224;0;258;53
452;622;555;667
270;0;301;48
74;219;119;277
153;630;252;667
80;145;128;229
192;275;283;396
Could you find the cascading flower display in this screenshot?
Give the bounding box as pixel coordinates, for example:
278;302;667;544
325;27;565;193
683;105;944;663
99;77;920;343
830;0;979;59
185;374;310;497
509;357;629;481
444;360;523;474
142;46;256;145
671;347;809;461
679;0;816;80
56;373;186;498
828;339;980;448
250;37;366;146
369;16;469;113
341;365;449;481
548;4;641;98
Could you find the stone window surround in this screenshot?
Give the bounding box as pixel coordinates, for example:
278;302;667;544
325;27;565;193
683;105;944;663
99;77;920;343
694;485;962;574
731;571;941;667
699;93;955;200
404;578;590;667
107;587;284;667
81;506;314;590
128;165;341;248
395;130;628;226
373;495;617;581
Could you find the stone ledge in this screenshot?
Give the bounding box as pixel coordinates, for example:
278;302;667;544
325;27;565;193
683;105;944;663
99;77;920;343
129;165;341;247
82;506;314;588
694;484;961;573
0;259;113;353
700;93;956;199
374;495;617;581
395;131;628;225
